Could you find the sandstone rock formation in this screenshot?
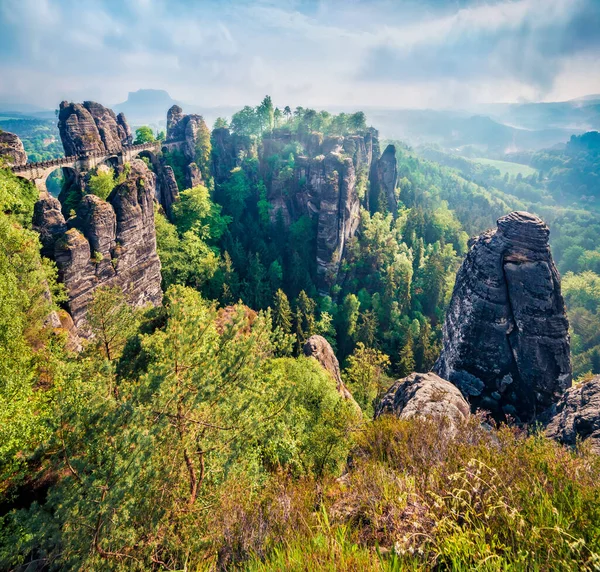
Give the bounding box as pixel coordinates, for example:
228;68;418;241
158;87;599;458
58;100;132;156
257;128;382;292
186;162;204;188
545;377;600;453
374;372;470;428
165;105;209;163
156;159;180;216
0;130;27;166
370;144;398;214
211;127;255;184
435;211;571;420
33;159;162;332
303;335;359;407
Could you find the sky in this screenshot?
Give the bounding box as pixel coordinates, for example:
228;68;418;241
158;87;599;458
1;0;600;111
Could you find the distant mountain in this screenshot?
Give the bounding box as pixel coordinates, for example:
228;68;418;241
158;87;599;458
113;89;180;126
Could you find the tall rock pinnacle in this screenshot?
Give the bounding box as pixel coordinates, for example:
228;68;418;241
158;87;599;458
434;211;571;420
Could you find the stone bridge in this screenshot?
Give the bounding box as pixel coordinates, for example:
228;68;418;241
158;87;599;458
11;139;183;192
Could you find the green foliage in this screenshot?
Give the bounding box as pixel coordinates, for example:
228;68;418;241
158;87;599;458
343;342;391;415
87;286;139;362
87;167;116;200
0;167;38;225
0;204;63;492
133;125;156;144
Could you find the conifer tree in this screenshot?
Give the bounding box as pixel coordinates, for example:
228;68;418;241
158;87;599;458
397;335;416;377
273;288;292;334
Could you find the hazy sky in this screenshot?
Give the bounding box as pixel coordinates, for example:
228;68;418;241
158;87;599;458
1;0;599;110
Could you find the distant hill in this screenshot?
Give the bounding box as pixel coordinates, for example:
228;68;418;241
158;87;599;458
368;108;578;154
113;89;180;126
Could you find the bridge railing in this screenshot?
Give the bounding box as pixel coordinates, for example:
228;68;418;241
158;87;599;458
10;139;184;173
12;155;78;173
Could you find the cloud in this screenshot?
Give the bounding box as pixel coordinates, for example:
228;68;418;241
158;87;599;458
0;0;599;110
357;0;600;98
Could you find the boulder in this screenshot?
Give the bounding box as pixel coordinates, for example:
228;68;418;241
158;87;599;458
374;372;470;428
0;130;27;166
545;377;600;454
434;211;571;420
303;335;358;406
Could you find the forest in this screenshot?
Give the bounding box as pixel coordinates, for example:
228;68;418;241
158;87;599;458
1;98;600;570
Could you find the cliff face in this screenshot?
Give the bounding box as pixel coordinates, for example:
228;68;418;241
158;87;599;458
0;131;27;166
33;159;162;332
165;104;209;163
58;100;132;156
435;211;571;420
256;128;386;292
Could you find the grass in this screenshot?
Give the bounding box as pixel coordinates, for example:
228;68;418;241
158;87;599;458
473;157;538;177
225;415;600;570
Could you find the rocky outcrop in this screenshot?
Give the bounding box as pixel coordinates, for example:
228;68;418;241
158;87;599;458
435;211;571;420
298;152;359;291
0;130;27;166
374;372;470;428
165;105;209;163
258;129;380;292
32;194;68;257
34;159;162;332
211;127;255;183
58;101;132;156
303;335;359;407
371;144;398;214
156;160;180;216
186;162;204;188
545;377;600;453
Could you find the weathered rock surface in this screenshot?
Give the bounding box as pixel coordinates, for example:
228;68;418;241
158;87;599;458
211;127;255;184
545;377;600;453
257;128;382;292
371;144;398;214
435;211;571;420
156;159;180;216
0;130;27;166
303;335;359;406
34;159;162;332
374;372;470;427
58;100;132;156
186;162;204;188
165;105;209;162
32;194;67;257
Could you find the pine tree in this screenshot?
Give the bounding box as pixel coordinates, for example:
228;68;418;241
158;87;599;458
296;290;317;338
397;335;416;377
273;288;292;334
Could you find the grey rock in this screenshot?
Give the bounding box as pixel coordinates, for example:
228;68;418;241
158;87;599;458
32;194;67;257
373;144;398;214
545;377;600;454
0;130;27;166
186;162;204;189
156;160;180;216
58;100;132;156
374;372;470;428
435;211;571;420
303;335;359;407
37;160;162;333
